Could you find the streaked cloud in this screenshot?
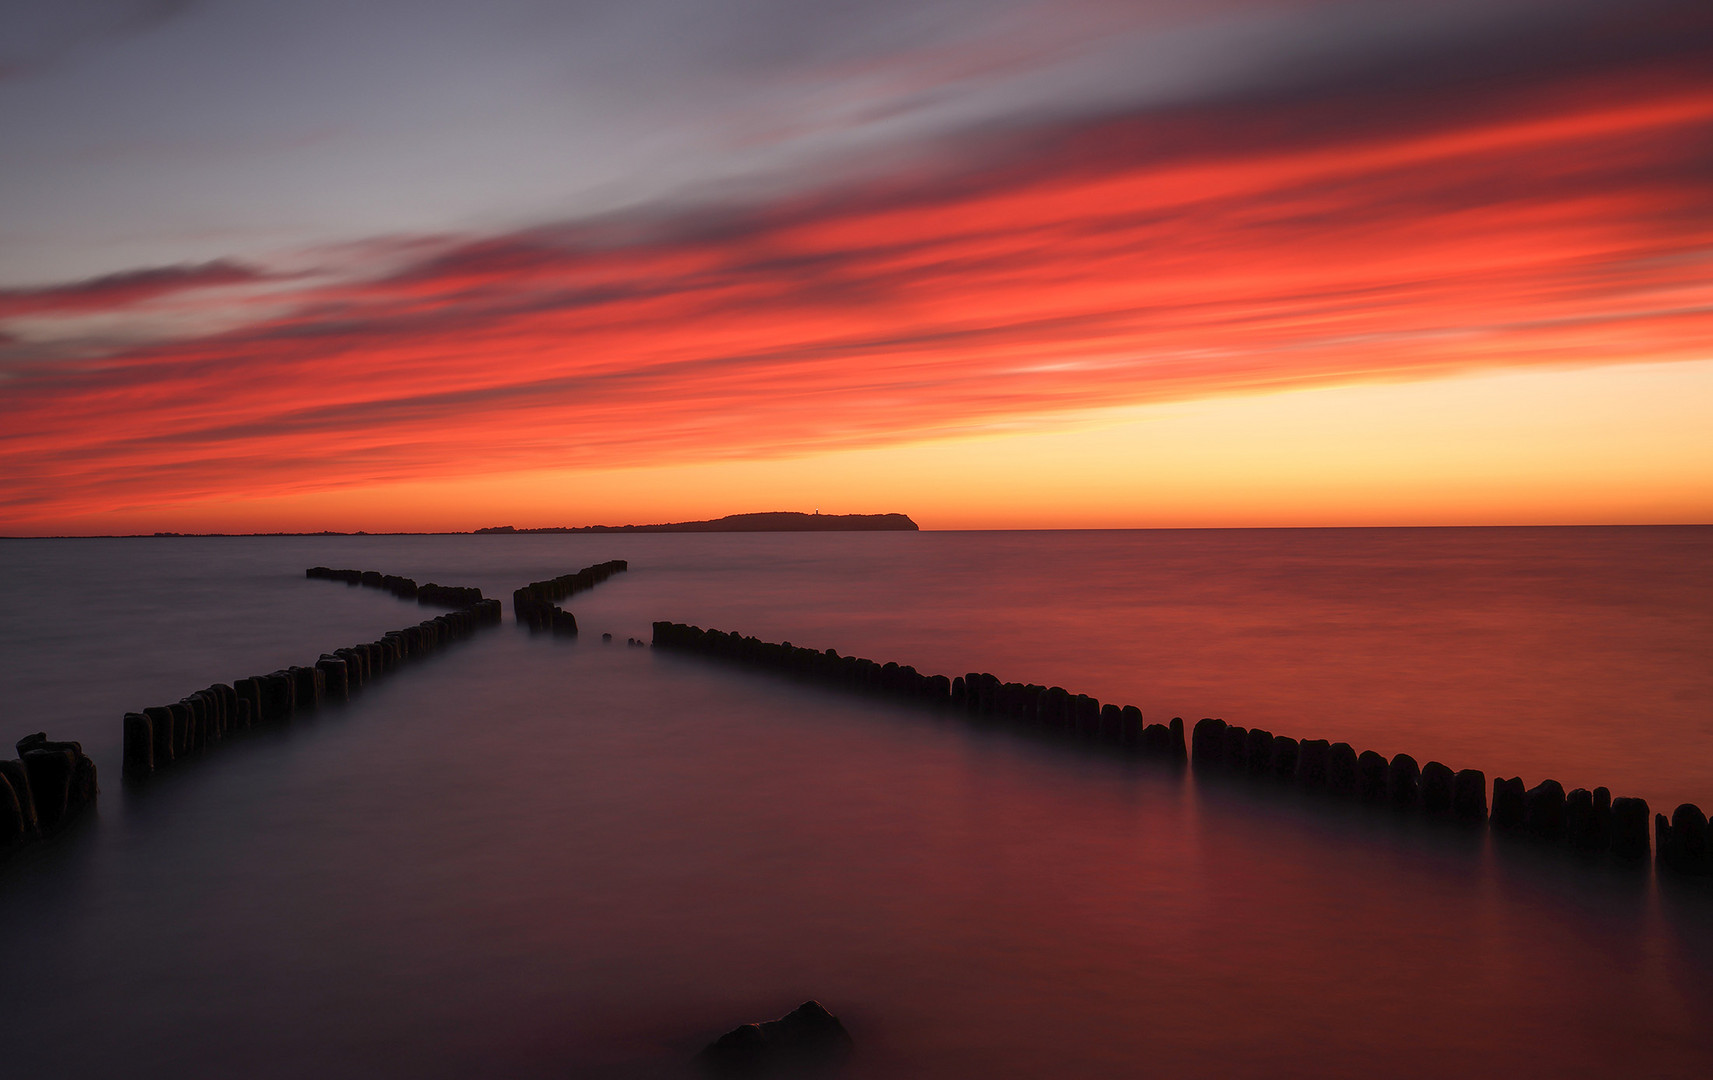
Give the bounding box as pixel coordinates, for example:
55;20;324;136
0;0;201;80
0;0;1708;530
0;259;266;318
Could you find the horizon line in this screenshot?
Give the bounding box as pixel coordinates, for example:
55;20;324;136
3;522;1709;540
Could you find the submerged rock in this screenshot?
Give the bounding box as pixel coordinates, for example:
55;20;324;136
697;1000;853;1076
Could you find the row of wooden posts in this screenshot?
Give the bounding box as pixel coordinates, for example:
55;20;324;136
514;560;629;634
650;621;1713;877
1186;716;1660;861
652;621;1178;761
118;573;503;783
116;563;636;785
8;572;505;858
21;569;1705;880
5;562;639;865
304;566;484;608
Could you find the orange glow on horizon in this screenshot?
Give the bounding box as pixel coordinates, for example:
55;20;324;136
13;360;1710;536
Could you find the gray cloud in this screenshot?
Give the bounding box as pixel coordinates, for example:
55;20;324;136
0;0;202;81
1;0;1706;286
0;259;265;318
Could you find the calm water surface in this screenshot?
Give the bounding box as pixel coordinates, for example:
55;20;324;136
0;527;1709;1077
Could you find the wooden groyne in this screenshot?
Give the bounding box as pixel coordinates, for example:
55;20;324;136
1186;717;1658;863
652;622;1711;876
117;570;501;784
305;566;484;609
513;560;628;635
651;622;1186;762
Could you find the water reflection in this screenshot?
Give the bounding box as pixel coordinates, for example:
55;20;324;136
0;529;1709;1076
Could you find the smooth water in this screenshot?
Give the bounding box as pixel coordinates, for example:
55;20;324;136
1;527;1709;1077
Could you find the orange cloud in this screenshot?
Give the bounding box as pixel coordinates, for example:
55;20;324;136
2;64;1710;532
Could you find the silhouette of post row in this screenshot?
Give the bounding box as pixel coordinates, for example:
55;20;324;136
112;570;502;793
513;560;628;635
652;621;1709;875
1183;718;1659;864
650;621;1190;761
304;566;485;608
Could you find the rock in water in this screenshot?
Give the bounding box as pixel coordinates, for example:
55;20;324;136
697;1000;853;1075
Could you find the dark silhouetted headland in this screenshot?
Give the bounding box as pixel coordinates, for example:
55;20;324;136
476;512;918;534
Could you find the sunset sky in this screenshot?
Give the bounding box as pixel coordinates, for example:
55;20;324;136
1;0;1709;534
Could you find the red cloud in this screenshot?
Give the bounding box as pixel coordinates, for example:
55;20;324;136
2;63;1710;527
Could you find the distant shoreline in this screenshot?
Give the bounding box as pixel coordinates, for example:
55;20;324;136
474;512;919;534
1;511;922;539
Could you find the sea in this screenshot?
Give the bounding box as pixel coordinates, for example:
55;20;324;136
0;526;1709;1078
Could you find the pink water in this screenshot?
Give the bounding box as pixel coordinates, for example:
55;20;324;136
0;527;1708;1077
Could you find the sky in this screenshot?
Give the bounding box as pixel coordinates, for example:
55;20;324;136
0;0;1709;533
